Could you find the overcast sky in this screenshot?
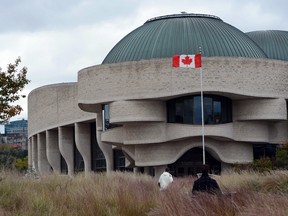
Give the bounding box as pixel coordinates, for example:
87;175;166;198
1;0;288;124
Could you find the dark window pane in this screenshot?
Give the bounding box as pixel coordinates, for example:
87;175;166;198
91;122;107;172
175;102;184;123
167;94;232;125
221;99;231;123
213;101;221;123
204;97;213;124
193;96;202;124
113;149;133;172
253;144;276;159
74;144;84;172
60;154;68;174
167;101;176;122
184;99;193;123
178;167;184;174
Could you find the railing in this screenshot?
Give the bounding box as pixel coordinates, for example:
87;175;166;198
145;13;222;24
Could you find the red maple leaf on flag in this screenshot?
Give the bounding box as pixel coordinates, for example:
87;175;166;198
182;55;192;65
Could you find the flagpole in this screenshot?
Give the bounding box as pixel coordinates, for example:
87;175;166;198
199;47;205;165
172;50;205;164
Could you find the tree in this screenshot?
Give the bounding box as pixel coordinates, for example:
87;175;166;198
0;144;28;171
15;156;28;171
0;57;30;123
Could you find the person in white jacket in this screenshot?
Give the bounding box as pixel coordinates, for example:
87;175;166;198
158;167;173;191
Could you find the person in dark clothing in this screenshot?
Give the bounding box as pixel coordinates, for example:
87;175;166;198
192;164;221;195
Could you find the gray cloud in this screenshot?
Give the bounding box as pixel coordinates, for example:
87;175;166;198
0;0;140;32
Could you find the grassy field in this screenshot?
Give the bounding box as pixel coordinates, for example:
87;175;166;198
0;170;288;216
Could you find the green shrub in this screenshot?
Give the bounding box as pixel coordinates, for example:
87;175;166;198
275;143;288;169
233;157;273;173
252;157;273;172
0;145;28;171
15;156;28;171
233;162;252;173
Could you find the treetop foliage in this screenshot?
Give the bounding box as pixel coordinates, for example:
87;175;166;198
0;57;30;123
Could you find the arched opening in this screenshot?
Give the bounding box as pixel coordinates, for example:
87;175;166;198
169;147;221;177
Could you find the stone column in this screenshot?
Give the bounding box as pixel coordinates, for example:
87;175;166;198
133;167;141;173
143;167;150;175
37;132;51;175
59;126;74;176
28;138;32;168
96;113;113;171
31;135;38;171
75;122;91;176
46;129;61;174
154;165;167;180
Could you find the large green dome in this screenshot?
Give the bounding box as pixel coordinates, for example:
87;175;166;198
246;30;288;61
102;13;267;64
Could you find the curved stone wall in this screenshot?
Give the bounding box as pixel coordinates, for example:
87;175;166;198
28;83;96;137
122;138;253;166
28;56;288;175
109;100;166;123
78;57;288;108
233;98;287;121
101;120;283;145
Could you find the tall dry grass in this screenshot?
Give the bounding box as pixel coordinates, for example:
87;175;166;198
149;170;288;216
0;171;158;216
0;170;288;215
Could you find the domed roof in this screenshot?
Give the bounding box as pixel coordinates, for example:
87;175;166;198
246;30;288;61
102;13;267;64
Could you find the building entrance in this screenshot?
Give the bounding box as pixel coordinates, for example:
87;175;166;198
169;147;221;177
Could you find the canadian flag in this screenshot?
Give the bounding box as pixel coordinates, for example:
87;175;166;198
172;54;202;68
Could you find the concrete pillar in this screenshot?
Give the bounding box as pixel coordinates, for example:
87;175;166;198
154;165;167;180
59;126;74;176
31;135;38;171
144;166;150;175
75;122;91;176
46;129;61;174
133;167;141;173
96;113;113;171
28;138;32;168
37;133;51;175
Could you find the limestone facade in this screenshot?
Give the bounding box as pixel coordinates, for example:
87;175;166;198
28;57;288;176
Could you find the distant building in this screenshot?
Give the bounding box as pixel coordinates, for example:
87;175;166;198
28;13;288;177
0;133;6;145
4;119;28;149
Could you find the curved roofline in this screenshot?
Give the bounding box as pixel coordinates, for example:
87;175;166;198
103;12;267;64
145;13;222;24
28;82;77;96
247;30;288;33
246;30;288;61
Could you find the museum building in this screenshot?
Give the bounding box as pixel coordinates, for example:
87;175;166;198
28;13;288;177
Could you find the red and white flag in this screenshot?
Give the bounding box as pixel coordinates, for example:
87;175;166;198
172;54;202;68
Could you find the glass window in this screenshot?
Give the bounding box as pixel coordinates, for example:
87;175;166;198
74;142;84;173
204;97;213;124
167;94;232;125
193;96;202;124
184;99;193;123
60;155;68;174
253;144;276;160
213;101;221;123
167;101;176;122
175;102;184;123
102;104;122;130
